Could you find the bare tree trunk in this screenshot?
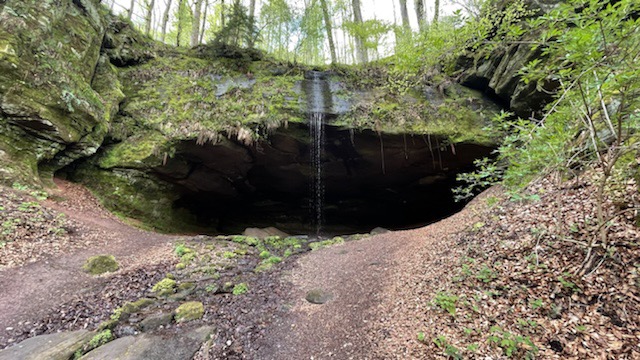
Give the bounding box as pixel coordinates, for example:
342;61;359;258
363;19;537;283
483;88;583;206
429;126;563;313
414;0;425;31
199;0;209;44
351;0;368;64
433;0;439;24
249;0;256;20
144;0;156;35
320;0;337;64
399;0;410;29
176;0;184;46
191;0;204;46
128;0;136;20
160;0;173;42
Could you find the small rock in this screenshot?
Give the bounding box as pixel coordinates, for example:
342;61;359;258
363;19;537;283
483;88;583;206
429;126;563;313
140;312;174;332
83;255;119;275
370;227;390;235
305;289;332;304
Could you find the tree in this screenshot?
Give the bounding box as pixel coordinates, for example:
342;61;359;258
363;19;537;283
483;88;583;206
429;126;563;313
399;0;410;29
143;0;156;36
160;0;173;42
433;0;439;24
128;0;136;20
351;0;368;63
215;0;256;47
200;0;209;43
414;0;425;31
320;0;337;63
191;0;205;46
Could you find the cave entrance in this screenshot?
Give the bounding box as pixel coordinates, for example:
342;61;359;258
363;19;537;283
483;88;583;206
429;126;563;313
156;124;493;236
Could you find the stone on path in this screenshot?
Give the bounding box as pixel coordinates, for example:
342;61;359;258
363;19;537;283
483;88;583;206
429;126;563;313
81;326;214;360
0;330;93;360
305;289;333;304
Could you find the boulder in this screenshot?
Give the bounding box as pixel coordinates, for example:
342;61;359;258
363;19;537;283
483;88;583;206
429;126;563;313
80;326;214;360
0;330;93;360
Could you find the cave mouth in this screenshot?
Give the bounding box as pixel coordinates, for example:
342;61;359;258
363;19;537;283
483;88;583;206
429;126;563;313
156;123;494;237
174;174;466;236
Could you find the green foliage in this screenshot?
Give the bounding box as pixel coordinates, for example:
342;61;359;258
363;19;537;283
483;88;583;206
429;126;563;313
494;0;640;189
487;326;537;358
232;282;249;295
433;292;459;316
476;265;497;283
432;335;463;359
214;0;258;48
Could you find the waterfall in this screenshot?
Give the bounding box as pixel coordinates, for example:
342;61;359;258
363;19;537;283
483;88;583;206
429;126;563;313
305;71;328;236
309;111;325;236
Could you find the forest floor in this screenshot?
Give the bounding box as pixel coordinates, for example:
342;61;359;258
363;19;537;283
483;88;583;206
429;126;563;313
0;175;638;359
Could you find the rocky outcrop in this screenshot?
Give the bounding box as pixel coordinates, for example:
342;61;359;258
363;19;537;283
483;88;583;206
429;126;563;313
0;330;94;360
0;0;124;185
454;0;562;118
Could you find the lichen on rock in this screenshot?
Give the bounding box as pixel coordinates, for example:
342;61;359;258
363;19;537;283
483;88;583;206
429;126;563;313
83;255;119;275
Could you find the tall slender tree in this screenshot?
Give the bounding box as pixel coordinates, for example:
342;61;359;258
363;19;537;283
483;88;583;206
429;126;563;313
351;0;368;64
128;0;136;20
200;0;209;43
320;0;337;63
143;0;156;35
398;0;410;29
160;0;173;42
433;0;439;24
176;0;185;46
191;0;205;46
414;0;425;31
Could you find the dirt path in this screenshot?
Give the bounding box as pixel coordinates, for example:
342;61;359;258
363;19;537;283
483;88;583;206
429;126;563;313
247;190;493;359
0;180;177;346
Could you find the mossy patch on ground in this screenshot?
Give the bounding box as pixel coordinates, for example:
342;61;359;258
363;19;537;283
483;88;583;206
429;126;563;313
174;301;204;323
83;255;119;275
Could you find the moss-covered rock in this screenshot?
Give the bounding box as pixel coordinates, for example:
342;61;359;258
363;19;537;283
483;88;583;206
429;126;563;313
174;301;204;323
83;255;119;275
151;278;177;297
0;0;117;185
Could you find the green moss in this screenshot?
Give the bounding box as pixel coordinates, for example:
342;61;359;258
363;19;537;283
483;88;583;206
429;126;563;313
88;329;113;350
174;301;204;322
176;263;186;270
98;131;167;169
152;278;177;296
83;255;119;275
232;283;249;295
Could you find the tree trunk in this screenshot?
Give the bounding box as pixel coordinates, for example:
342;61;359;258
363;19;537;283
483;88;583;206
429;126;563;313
176;0;184;46
399;0;410;29
221;0;225;28
191;0;204;46
160;0;172;42
414;0;425;31
144;0;156;35
249;0;256;20
351;0;368;64
128;0;136;20
199;0;209;44
433;0;439;24
320;0;337;64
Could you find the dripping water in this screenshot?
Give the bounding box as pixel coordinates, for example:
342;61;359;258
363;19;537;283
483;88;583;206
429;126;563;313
305;71;328;236
309;111;325;236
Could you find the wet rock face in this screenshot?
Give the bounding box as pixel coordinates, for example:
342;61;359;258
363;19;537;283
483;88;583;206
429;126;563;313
145;123;493;234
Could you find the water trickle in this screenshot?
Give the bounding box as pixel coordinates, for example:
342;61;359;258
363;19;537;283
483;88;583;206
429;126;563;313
309;111;325;236
305;71;329;236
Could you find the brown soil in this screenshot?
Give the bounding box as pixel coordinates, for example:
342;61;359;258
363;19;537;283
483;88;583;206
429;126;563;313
0;179;177;347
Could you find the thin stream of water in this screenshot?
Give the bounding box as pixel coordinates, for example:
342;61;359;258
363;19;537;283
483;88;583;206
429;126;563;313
307;71;326;236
